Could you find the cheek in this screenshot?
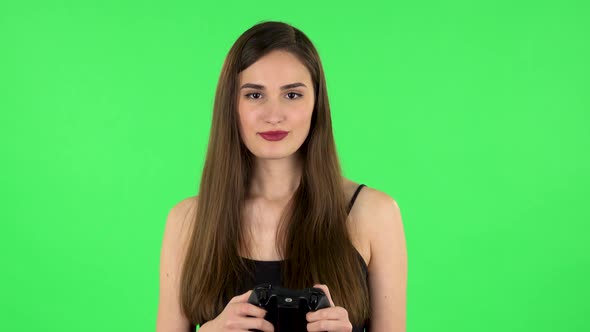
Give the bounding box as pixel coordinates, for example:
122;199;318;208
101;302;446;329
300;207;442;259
237;102;253;124
293;113;311;126
238;112;258;137
293;106;314;125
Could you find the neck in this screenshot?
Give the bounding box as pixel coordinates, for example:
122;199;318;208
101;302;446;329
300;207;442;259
249;153;303;202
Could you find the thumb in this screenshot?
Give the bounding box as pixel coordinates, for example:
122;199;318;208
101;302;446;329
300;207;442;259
312;284;334;307
229;290;252;304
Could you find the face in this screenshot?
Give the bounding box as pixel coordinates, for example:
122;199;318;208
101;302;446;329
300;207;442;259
237;50;315;160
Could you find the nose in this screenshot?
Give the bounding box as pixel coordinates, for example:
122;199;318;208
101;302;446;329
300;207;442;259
263;99;285;124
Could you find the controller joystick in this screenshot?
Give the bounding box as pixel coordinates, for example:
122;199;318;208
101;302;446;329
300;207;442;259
247;283;331;332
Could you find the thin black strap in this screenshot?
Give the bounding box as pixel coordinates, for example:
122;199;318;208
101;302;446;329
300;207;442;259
347;184;366;214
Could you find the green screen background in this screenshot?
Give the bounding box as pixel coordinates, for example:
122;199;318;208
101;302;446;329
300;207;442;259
1;1;588;331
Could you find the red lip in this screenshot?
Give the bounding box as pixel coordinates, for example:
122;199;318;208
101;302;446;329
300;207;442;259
259;131;288;141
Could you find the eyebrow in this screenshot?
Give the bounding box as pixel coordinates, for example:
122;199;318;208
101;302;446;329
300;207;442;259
239;82;308;90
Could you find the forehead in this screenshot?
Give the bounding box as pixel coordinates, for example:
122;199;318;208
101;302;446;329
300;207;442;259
238;50;311;86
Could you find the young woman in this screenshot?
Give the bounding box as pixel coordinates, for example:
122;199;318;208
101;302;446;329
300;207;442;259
156;21;407;332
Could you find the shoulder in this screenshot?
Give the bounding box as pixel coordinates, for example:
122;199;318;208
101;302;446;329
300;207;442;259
357;186;402;231
345;181;405;267
162;195;199;257
167;196;198;226
364;188;404;255
353;187;407;330
344;179;401;232
358;186;403;249
156;195;199;331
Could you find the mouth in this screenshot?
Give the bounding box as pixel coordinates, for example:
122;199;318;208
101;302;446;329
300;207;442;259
259;131;288;141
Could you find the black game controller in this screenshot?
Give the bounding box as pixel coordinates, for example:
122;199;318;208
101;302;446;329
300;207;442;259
247;283;332;332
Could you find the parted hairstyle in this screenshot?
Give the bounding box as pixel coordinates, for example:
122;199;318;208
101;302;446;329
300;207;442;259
179;20;371;327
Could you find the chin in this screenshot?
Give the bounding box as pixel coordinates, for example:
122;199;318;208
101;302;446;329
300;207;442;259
254;150;297;160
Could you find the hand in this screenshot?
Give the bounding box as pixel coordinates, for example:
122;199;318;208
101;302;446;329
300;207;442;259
206;290;274;332
306;284;353;332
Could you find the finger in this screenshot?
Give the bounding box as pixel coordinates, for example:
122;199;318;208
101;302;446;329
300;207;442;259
245;317;274;332
241;316;275;332
236;302;268;318
307;319;352;332
306;306;348;322
313;284;335;307
229;290;252;304
225;316;275;332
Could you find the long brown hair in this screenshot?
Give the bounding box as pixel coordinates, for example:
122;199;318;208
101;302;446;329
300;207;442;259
180;20;370;327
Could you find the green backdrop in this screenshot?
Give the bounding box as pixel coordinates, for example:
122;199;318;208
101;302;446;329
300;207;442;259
1;1;588;331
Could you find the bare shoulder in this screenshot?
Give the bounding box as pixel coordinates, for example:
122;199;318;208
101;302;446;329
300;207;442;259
343;179;404;268
168;195;199;232
156;195;199;332
355;186;404;253
169;195;199;221
348;182;401;228
351;185;407;330
356;186;401;225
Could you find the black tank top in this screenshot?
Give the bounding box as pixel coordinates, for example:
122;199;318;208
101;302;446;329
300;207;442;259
192;184;369;332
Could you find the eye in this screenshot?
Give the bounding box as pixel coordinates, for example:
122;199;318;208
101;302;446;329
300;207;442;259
245;92;262;100
244;92;303;100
